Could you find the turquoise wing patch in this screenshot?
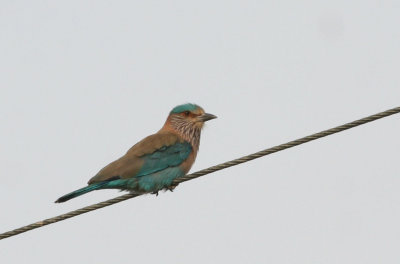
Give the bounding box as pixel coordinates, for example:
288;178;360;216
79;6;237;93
137;142;192;177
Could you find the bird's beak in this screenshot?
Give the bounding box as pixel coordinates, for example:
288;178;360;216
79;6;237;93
198;113;217;122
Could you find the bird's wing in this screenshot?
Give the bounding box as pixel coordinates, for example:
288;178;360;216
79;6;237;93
88;132;192;184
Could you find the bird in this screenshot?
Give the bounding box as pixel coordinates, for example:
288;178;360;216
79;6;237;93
55;103;216;203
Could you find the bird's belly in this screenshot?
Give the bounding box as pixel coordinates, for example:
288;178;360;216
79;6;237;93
117;166;185;193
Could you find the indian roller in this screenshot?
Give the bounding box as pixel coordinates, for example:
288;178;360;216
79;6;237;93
55;103;216;203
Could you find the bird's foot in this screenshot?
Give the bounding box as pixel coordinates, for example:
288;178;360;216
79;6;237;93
167;186;176;192
152;191;159;196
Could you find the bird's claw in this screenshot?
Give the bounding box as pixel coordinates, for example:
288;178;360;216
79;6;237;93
152;185;176;196
167;186;176;192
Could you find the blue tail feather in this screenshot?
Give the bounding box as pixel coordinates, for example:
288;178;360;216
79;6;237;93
55;181;110;203
55;167;183;203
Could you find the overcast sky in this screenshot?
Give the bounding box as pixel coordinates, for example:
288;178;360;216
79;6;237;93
1;1;399;263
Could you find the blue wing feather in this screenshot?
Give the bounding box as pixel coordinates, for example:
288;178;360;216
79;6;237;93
137;142;192;177
104;142;192;192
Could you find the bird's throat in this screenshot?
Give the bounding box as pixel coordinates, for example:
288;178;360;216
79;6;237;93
162;116;202;150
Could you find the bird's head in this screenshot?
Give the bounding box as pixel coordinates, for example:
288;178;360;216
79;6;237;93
161;103;216;143
168;103;217;130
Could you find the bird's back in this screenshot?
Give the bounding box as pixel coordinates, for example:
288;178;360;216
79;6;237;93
88;131;192;185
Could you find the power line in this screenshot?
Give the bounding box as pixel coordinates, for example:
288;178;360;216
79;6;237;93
1;106;399;241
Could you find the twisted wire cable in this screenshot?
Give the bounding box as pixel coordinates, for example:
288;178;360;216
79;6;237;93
1;106;399;240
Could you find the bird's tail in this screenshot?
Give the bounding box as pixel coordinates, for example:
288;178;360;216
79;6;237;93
55;181;111;203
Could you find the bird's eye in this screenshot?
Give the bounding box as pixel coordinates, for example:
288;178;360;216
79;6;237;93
183;111;190;116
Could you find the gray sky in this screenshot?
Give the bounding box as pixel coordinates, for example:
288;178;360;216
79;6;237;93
1;1;399;263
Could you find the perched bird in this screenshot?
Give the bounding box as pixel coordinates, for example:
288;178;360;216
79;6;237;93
55;103;216;203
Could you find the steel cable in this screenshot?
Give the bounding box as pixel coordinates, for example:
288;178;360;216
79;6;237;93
1;106;399;240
